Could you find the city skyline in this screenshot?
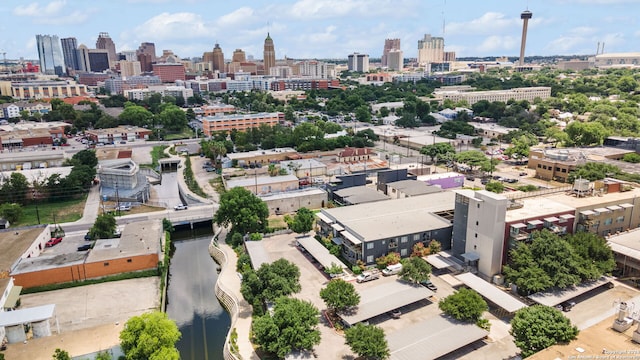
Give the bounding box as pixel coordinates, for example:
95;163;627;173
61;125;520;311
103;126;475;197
1;0;639;61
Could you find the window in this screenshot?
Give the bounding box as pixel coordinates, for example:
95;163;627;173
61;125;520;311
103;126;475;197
617;216;625;223
366;243;374;250
537;164;542;168
604;218;613;225
401;236;408;243
475;233;478;238
400;249;408;256
127;259;132;263
413;234;421;241
561;168;567;173
366;255;374;263
104;262;109;266
477;204;480;208
475;221;479;226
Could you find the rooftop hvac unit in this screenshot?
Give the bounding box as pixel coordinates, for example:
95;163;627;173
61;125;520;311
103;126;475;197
573;178;590;193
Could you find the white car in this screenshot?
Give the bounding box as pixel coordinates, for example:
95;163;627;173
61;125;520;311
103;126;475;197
174;204;188;211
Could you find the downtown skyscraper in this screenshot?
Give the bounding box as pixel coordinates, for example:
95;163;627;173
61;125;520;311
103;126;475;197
36;34;66;76
61;37;80;71
263;33;275;75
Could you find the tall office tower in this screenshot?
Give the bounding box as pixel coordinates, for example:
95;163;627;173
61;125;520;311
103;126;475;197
444;51;457;62
519;10;533;66
87;49;110;72
137;53;153;72
119;60;142;77
137;42;157;62
36;34;66;76
387;49;404;71
96;32;117;64
202;51;214;68
381;38;401;67
417;34;444;66
232;49;246;63
212;43;224;71
61;37;80;71
77;44;90;71
263;33;276;75
347;53;370;72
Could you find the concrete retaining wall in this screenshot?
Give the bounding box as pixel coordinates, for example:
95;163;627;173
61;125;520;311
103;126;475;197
209;240;241;360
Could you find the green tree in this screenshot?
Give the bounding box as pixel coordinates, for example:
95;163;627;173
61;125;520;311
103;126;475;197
510;305;579;357
344;323;390;360
69;149;98;168
567;232;616;278
0;203;22;223
241;258;301;306
319;279;360;314
565;121;610;146
200;140;227;170
429;240;442;254
455;150;489;171
568;162;620;183
287;207;315;234
52;348;71;360
485;181;505;193
95;351;113;360
119;104;153;127
0;172;30;204
503;230;585;295
617;75;638;93
399;256;432;284
438;288;487;322
420;142;455;163
214;187;269;235
90;213;117;239
120;311;181;360
252;297;321;358
157;105;188;132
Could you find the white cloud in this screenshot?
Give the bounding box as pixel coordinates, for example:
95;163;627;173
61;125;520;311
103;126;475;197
128;12;211;41
218;7;255;28
546;36;589;53
13;0;66;17
475;35;518;53
634;30;640;38
568;26;597;36
447;12;519;36
287;0;417;19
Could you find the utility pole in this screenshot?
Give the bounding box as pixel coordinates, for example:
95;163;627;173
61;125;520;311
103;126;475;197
115;181;120;216
32;189;40;224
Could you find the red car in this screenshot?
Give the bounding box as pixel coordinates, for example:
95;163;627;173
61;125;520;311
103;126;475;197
46;237;63;247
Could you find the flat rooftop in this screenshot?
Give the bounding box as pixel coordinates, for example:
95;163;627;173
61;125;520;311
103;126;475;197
341;281;433;326
226;174;298;189
322;192;455;241
334;187;390;205
528;277;613;307
0;167;73;185
505;197;575;222
387;315;488;360
87;220;161;263
259;187;326;201
0;227;47;273
456;272;527;313
544;186;640;209
608;228;640;252
245;240;270;270
226;148;297;160
386;180;441;196
12;252;87;274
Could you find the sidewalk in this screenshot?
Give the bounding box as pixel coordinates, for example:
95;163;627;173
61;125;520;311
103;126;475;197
215;229;260;360
72;183;102;225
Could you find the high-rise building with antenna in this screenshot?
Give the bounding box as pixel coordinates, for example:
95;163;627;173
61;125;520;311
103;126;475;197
96;32;117;64
417;34;444;66
263;33;276;75
212;43;224;71
519;10;533;66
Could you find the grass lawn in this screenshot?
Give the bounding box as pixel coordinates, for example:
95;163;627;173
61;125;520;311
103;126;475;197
15;197;87;226
164;129;196;141
268;216;288;230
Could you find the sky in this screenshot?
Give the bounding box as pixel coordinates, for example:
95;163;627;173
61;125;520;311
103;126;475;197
1;0;639;61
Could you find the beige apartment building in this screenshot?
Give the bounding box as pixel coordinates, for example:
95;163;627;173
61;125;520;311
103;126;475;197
434;86;551;106
201;112;282;136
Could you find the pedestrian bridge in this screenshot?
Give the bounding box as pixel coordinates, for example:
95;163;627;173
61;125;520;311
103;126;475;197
167;205;215;228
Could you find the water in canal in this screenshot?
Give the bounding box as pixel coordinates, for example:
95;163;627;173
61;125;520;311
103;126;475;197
166;226;231;360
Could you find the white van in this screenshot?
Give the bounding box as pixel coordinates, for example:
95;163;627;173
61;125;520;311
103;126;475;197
382;263;403;276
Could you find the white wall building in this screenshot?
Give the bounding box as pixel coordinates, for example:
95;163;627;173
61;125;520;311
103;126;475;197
348;53;369;72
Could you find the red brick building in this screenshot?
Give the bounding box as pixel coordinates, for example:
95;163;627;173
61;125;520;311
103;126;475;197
152;63;186;83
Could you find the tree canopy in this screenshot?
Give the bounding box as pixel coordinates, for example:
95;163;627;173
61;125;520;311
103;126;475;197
399;256;432;284
420;142;455;163
89;213;117;239
214;187;269;235
252;297;321;358
510;305;579;357
438;288;487;323
119;311;181;360
287;207;315;234
568;162;620;183
503;230;615;295
485;180;505;193
241;258;301;312
319;279;360;314
344;323;390;360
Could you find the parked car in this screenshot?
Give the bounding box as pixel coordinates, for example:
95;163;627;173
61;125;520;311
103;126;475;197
504;178;518;184
84;233;92;241
388;309;402;319
420;279;438;291
382;263;403;276
466;176;475;181
77;244;92;251
46;237;63;247
117;204;131;211
560;301;576;312
356;272;380;283
481;178;490;185
174;204;188;211
519;172;528;176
